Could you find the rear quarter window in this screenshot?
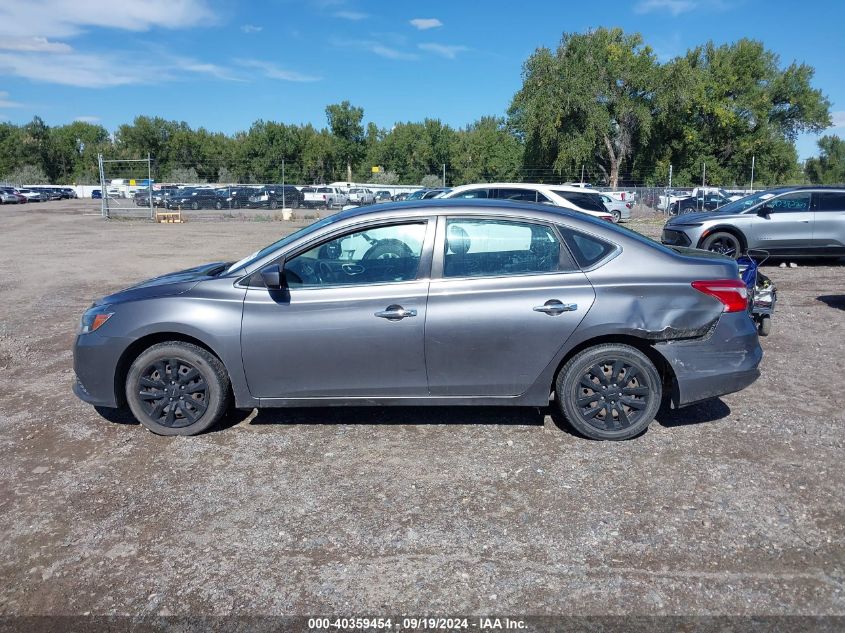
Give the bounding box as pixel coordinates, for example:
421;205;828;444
560;228;616;268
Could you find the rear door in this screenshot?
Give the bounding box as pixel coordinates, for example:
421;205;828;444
813;191;845;255
424;216;595;397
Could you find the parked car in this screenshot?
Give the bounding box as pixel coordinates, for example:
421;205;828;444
61;187;78;199
407;188;450;200
441;183;614;222
393;192;410;202
213;186;257;209
669;188;741;215
661;186;845;259
133;190;154;206
165;188;219;210
0;188;21;204
599;194;632;223
106;187;126;199
375;190;393;202
74;199;762;440
91;189;102;199
346;187;376;205
18;189;48;202
302;186;348;209
248;185;303;209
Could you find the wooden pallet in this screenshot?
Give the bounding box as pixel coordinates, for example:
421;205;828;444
155;210;183;223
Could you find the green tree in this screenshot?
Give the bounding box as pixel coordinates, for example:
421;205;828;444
450;116;522;183
326;101;365;182
805;135;845;184
2;164;49;185
509;28;659;187
420;174;442;188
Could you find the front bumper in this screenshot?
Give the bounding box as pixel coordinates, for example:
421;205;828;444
73;333;131;408
655;311;763;407
661;228;692;247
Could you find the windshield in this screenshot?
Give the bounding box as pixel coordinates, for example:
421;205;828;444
225;215;338;274
710;190;778;215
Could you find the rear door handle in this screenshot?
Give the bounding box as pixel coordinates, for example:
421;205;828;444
533;300;577;315
375;304;417;320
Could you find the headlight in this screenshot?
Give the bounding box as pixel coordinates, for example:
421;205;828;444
78;305;113;335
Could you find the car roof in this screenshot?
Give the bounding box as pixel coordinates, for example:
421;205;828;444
447;182;603;194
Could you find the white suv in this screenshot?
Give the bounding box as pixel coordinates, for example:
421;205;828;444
441;183;613;222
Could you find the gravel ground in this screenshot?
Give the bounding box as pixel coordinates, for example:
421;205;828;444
0;201;843;618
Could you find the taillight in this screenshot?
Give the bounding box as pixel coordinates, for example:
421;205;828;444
600;214;614;222
691;279;748;313
626;202;632;209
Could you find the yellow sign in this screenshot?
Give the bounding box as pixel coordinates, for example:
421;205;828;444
129;179;136;185
371;166;380;173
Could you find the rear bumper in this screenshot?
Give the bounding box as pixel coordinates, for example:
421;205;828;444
655;312;763;407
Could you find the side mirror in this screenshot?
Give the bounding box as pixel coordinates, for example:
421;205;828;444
757;205;771;217
260;263;285;289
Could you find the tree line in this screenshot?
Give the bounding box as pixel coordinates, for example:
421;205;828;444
0;28;839;188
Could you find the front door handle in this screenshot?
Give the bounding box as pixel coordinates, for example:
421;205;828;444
375;304;418;320
533;300;577;315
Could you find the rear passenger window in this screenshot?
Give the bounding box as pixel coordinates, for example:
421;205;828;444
443;219;570;278
494;188;537;202
560;229;616;268
552;191;608;213
453;188;489;199
816;192;845;211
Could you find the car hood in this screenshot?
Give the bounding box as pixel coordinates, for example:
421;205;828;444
667;210;744;224
94;261;229;306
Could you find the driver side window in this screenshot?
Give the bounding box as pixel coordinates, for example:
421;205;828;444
765;192;811;212
285;222;427;288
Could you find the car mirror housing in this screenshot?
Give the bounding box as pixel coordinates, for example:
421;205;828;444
757;205;771;217
260;263;285;289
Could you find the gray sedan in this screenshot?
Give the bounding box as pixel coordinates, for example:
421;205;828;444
74;200;762;440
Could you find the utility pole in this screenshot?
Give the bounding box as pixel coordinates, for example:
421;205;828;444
282;158;286;209
442;163;446;187
750;155;755;193
580;164;585;184
702;162;706;187
668;164;673;188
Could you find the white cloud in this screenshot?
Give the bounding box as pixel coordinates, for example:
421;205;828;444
334;39;418;60
241;24;263;33
0;91;23;107
236;59;322;82
418;43;468;59
0;37;72;53
409;18;443;30
74;115;100;123
830;111;845;129
0;0;216;39
634;0;698;16
333;10;368;20
0;51;140;87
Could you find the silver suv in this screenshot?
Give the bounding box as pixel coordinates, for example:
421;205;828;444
661;187;845;258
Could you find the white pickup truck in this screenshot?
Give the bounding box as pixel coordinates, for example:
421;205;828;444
346;187;375;205
301;186;348;209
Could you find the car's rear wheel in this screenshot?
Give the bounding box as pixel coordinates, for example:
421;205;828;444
555;344;661;440
701;231;742;258
191;201;199;210
611;209;621;223
125;342;230;436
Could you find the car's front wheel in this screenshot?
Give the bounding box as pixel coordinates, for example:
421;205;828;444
555;343;662;440
125;342;230;436
701;231;742;258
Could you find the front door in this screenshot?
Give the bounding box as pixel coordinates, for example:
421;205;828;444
241;220;434;399
749;191;814;253
424;217;596;397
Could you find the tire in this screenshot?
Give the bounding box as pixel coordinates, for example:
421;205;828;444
758;315;772;337
362;239;413;260
701;231;742;258
611;210;621;223
191;201;199;210
125;341;231;436
215;200;223;210
269;198;278;210
555;343;662;441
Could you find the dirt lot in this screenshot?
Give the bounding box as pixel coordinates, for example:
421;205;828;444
0;200;843;618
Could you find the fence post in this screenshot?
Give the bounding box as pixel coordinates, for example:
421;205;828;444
97;153;108;219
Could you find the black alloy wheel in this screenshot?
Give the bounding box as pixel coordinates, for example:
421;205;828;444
126;341;230;436
556;344;662;440
701;231;742;258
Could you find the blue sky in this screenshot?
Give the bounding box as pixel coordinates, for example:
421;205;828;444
0;0;842;159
